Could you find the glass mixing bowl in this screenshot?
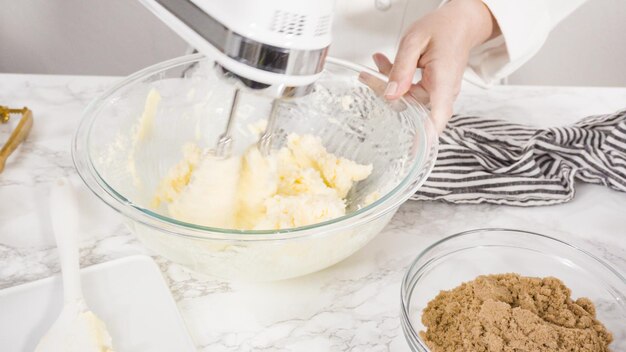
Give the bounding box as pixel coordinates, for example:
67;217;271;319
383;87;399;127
401;228;626;351
73;54;438;281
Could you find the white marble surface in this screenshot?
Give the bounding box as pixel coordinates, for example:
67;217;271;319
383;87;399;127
1;73;625;351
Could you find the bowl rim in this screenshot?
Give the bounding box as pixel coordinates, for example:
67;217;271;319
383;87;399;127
72;53;439;241
399;227;626;351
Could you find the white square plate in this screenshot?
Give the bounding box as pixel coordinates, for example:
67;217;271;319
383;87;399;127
0;255;196;351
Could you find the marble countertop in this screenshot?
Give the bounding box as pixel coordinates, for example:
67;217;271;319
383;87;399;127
1;73;625;351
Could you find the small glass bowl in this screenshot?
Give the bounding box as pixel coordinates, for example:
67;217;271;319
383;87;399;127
400;228;626;351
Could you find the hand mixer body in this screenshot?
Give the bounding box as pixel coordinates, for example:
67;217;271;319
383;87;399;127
140;0;334;90
140;0;336;156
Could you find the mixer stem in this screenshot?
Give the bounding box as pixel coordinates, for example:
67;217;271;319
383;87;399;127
215;88;241;157
258;99;280;156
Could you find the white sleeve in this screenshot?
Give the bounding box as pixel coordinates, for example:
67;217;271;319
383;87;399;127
462;0;588;87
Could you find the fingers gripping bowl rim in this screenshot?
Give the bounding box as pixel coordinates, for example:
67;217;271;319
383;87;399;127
71;53;439;280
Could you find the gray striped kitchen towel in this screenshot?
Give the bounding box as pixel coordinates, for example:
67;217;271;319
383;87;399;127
412;109;626;206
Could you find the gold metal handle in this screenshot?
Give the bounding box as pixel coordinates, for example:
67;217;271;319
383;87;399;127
0;106;34;173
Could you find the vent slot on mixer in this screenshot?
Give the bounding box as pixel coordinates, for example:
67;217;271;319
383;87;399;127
269;10;306;36
314;15;331;37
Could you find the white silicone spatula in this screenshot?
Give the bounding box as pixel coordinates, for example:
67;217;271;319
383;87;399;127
35;178;115;352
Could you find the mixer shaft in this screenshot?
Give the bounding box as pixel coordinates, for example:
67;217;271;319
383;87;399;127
215;88;241;157
258;99;279;156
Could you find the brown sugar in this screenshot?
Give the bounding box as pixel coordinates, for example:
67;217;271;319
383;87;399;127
420;273;613;352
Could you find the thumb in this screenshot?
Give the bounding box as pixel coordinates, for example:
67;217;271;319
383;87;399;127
428;88;454;134
422;61;459;133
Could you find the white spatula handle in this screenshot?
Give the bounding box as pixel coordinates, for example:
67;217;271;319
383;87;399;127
49;178;83;303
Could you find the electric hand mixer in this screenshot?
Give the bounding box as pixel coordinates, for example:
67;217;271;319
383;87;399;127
139;0;335;156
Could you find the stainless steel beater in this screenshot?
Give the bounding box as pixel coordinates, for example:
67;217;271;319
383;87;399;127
213;88;284;157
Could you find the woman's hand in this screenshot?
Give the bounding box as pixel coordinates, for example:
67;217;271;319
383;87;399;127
373;0;499;132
